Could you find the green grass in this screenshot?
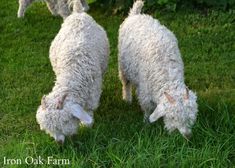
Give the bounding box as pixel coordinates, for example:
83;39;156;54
0;0;235;167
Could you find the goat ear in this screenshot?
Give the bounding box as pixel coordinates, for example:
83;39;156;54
56;94;67;109
164;92;176;104
71;104;93;125
184;87;189;100
149;107;165;123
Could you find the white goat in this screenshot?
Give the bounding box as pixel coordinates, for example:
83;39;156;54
17;0;89;19
36;0;109;144
118;0;198;138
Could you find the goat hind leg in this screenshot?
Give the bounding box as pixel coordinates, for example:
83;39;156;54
119;69;132;103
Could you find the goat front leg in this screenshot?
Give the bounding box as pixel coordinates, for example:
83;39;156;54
81;0;89;11
45;0;58;16
17;0;34;18
137;87;155;123
57;0;71;19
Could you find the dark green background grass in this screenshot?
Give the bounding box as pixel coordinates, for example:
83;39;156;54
0;0;235;167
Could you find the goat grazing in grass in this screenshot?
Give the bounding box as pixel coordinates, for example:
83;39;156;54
36;0;109;144
118;0;198;138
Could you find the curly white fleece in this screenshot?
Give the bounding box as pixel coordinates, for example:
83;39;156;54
36;4;109;143
118;0;198;137
17;0;89;19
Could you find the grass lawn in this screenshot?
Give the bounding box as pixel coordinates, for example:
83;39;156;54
0;0;235;167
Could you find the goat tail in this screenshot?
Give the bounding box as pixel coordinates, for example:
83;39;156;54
129;0;144;16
